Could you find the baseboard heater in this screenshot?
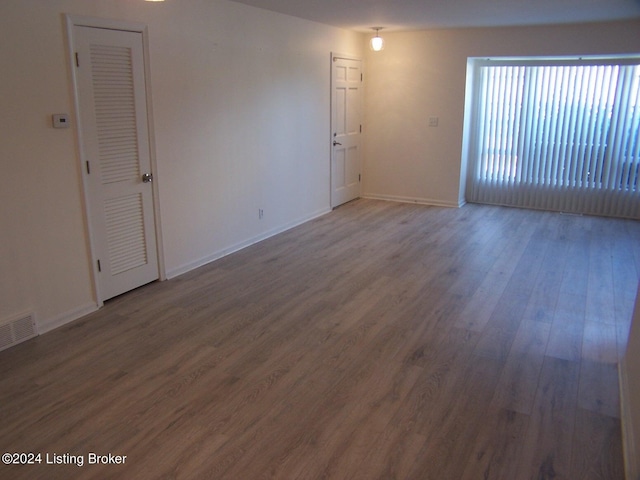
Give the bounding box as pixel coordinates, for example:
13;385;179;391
0;312;38;352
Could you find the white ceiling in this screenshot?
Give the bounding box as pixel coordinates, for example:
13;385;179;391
229;0;640;32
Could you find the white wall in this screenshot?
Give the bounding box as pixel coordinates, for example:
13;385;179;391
362;20;640;207
622;284;640;477
0;0;362;331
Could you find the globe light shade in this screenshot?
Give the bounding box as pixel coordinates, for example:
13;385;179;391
370;35;385;51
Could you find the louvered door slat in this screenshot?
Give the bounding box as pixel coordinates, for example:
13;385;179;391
104;194;147;275
90;44;139;186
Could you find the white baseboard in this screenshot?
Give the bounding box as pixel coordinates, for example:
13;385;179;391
620;361;639;480
166;207;331;279
362;193;464;208
37;303;99;334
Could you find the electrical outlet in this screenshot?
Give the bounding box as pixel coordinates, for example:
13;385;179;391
428;116;439;127
52;114;70;129
258;209;264;219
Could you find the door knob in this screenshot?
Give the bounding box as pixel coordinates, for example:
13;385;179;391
142;173;153;183
333;141;342;146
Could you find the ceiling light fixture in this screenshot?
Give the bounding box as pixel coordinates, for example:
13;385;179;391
370;27;385;52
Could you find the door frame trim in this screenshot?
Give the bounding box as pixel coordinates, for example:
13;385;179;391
65;14;165;306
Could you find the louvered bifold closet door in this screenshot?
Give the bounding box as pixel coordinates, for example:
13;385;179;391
467;60;640;219
74;26;158;301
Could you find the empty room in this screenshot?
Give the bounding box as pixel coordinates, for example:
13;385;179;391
1;0;640;478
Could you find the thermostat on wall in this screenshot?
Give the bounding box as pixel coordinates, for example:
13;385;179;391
52;114;70;129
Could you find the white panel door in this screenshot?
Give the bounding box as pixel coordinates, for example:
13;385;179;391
331;57;362;208
74;26;159;301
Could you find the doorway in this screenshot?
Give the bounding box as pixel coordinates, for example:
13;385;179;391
331;54;363;208
68;17;161;302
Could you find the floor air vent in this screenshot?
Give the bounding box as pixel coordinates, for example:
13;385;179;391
0;313;38;352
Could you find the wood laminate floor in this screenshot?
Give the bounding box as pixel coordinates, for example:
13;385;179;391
1;199;638;479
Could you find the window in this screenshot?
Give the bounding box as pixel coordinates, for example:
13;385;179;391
465;58;640;218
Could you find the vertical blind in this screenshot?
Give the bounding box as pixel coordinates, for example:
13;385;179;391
467;60;640;218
